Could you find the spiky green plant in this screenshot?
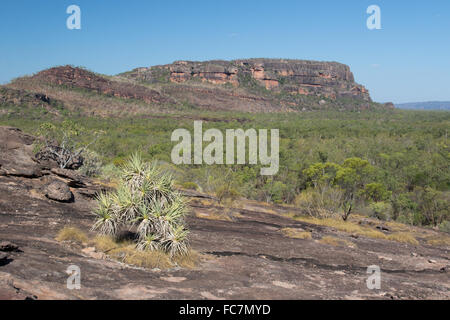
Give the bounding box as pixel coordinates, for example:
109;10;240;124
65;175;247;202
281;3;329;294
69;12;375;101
162;225;190;257
112;184;140;222
91;153;190;257
135;203;156;239
136;233;160;251
91;192;118;236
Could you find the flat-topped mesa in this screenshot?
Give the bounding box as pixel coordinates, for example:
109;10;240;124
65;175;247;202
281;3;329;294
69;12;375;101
125;58;371;101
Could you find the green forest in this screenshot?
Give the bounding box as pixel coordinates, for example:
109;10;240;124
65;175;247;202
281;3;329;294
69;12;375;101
1;108;449;231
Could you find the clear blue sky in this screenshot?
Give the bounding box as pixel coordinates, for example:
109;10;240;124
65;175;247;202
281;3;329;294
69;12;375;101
1;0;449;103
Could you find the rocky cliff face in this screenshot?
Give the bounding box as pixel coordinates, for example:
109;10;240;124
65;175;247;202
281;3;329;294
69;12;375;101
124;58;371;101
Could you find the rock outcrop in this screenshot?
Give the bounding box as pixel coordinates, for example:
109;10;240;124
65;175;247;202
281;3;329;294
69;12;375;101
125;58;371;101
35;145;84;170
0;126;105;202
0;127;43;178
45;180;74;203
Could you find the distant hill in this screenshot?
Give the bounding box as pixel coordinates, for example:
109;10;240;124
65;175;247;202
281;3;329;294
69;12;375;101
395;101;450;110
1;59;400;117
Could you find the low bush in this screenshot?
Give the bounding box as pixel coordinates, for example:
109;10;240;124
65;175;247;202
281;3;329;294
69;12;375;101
180;181;199;191
368;201;393;221
79;149;103;177
294;186;344;219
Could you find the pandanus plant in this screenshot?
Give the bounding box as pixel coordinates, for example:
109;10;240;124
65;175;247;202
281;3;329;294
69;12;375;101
91;192;118;236
92;153;190;257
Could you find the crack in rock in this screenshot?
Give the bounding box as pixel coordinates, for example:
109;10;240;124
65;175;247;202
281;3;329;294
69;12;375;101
205;251;447;275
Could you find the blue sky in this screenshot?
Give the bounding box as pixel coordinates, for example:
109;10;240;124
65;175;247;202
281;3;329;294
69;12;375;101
0;0;449;103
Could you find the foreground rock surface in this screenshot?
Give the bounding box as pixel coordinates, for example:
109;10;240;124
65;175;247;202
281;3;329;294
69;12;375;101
0;127;449;300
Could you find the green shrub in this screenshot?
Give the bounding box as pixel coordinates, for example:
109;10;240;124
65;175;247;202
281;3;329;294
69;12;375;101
294;185;343;218
439;221;450;233
113;158;126;167
215;185;241;204
79;150;103;177
3;109;449;229
361;183;391;202
369;201;392;221
180;181;199;191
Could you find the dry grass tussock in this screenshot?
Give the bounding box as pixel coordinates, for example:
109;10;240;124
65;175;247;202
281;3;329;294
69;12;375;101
195;208;233;222
91;236;201;269
426;236;450;247
386;232;419;245
319;236;355;248
56;226;88;244
294;215;424;245
280;228;312;240
294;216;387;240
56;228;200;270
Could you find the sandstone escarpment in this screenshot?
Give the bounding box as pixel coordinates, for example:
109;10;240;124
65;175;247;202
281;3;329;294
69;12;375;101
4;59;382;115
124;58;371;101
